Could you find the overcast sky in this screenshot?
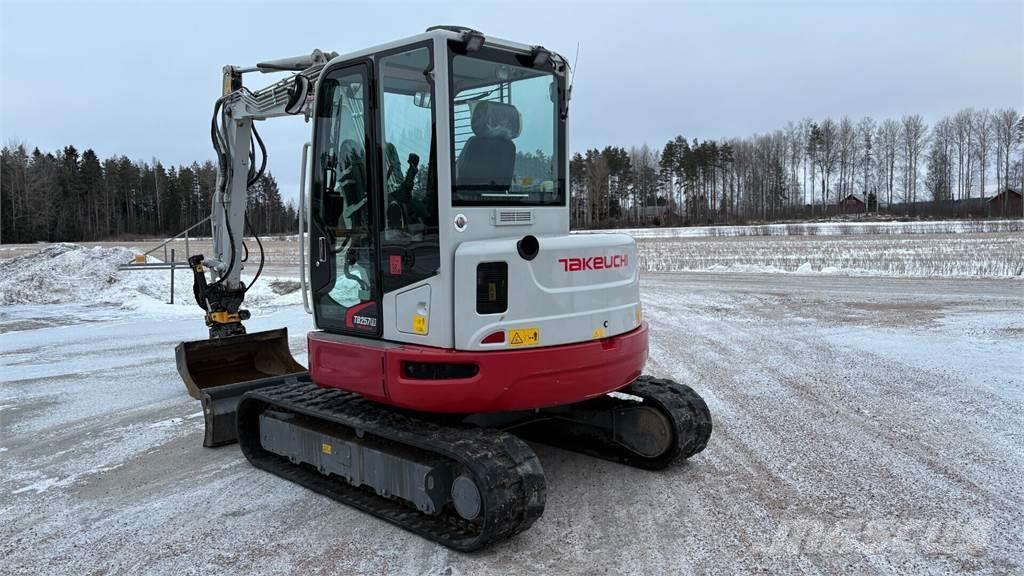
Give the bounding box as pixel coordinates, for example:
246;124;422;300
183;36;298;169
2;1;1022;203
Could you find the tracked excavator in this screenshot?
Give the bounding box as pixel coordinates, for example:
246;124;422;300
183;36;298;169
176;26;712;551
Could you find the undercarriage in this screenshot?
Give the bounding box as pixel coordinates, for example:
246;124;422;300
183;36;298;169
221;375;711;551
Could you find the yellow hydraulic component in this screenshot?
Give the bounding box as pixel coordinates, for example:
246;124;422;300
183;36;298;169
207;311;242;325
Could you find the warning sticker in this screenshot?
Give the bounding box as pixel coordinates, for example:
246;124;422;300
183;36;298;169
592;327;606;339
412;314;428;334
508;327;540;347
321;443;333;455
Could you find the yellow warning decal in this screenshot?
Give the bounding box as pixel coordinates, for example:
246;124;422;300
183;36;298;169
509;327;540;347
592;327;606;339
412;314;428;334
321;443;333;455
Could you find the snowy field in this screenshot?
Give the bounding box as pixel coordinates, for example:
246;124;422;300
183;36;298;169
589;218;1024;238
595;220;1024;277
638;232;1023;277
3;219;1020;281
1;237;1023;575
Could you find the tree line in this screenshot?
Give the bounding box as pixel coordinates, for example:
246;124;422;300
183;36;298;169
0;144;297;244
3;107;1022;243
571;108;1024;228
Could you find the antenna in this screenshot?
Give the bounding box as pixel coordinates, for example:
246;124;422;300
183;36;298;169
559;42;579;120
569;42;580;94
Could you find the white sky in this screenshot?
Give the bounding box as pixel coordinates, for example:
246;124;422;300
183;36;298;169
2;0;1022;203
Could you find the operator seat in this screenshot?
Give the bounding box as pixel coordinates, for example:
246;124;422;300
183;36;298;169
337;139;368;227
455;101;520;192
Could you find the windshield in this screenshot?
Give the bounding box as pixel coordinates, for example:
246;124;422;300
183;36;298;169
449;45;565;206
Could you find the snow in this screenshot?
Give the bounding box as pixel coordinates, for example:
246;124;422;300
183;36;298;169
574;220;1024;278
585;218;1024;238
0;243;300;318
637;232;1023;278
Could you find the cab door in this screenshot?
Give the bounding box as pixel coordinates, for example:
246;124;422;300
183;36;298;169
309;61;382;336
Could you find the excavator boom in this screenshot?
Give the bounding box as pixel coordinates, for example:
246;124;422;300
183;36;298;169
175;50;336;443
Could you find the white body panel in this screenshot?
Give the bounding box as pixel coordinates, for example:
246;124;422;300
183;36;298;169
454;233;640;351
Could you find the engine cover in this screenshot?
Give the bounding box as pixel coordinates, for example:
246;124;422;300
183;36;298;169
453;233;641;351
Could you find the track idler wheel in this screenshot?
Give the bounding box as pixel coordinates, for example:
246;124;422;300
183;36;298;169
625;376;713;465
511;375;713;470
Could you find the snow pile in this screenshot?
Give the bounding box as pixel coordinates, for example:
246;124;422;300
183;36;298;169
585;219;1024;239
0;243;145;306
0;243;297;312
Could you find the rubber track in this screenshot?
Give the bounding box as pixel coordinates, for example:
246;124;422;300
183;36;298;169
236;381;546;552
520;376;713;470
624;376;713;468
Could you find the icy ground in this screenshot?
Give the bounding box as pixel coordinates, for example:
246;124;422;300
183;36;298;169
2;268;1022;575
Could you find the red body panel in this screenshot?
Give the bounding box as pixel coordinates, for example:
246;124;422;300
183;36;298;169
308;323;649;413
307;336;386;399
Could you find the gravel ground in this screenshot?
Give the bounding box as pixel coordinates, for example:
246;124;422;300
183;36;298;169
1;272;1022;575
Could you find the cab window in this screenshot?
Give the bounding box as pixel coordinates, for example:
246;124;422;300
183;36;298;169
378;45;440;293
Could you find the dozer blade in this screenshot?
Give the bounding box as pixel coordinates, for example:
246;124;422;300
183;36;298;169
200;373;311;447
175;328;308;447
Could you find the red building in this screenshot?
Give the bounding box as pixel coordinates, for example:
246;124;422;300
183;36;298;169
989;188;1022;217
839;193;866;213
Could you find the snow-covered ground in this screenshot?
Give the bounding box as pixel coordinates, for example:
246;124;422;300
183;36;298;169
588;218;1024;238
637;232;1023;277
583;220;1024;278
1;237;1022;574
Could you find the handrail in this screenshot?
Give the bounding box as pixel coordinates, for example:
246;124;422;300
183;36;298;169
123;216;211;265
298;141;312;314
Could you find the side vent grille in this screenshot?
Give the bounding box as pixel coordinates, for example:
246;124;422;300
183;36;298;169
476;262;508;314
493;209;535;226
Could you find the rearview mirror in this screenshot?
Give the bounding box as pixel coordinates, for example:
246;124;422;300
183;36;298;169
413;92;432;108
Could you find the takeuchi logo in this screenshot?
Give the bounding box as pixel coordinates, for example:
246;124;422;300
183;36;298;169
558;255;629;272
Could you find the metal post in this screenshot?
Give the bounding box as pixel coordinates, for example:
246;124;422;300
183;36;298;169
170;248;175;304
185;230;190;259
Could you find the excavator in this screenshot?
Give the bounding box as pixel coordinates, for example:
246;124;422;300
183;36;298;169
176;26;712;551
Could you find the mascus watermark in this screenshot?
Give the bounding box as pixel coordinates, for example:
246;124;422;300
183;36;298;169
761;517;993;556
